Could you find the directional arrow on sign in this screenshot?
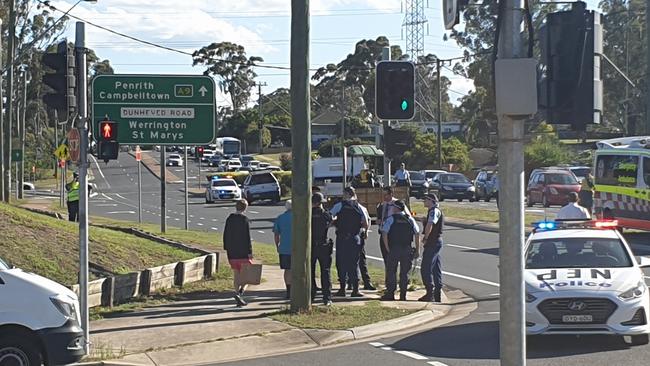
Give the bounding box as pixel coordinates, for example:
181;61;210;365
199;85;208;97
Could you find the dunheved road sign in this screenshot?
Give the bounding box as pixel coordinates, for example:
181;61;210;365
92;75;216;145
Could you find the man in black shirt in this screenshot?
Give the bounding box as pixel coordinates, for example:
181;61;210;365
223;200;253;307
311;192;333;305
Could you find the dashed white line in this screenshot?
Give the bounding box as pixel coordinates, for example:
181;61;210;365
394;351;428;360
446;243;480;251
200;217;205;220
380;346;393;351
369;342;384;347
106;211;136;215
115;194;129;201
428;362;449;366
197;223;204;226
257;230;265;234
211;227;219;231
249;210;260;214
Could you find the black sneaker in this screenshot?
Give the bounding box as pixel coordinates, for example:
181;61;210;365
363;283;377;291
234;294;247;307
380;293;395;301
335;288;346;297
350;291;364;298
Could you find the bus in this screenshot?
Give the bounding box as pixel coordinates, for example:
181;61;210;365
593;136;650;230
214;137;242;158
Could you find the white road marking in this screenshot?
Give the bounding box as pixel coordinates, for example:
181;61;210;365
257;230;265;234
394;351;428;360
369;342;384;347
96;204;118;207
211;227;219;231
200;217;205;220
212;219;218;222
115;194;129;201
428;362;449;366
175;218;180;221
249;210;260;214
446;243;480;251
101;194;114;201
380;347;393;351
106;211;136;214
479;311;500;315
365;253;500;287
197;223;204;226
90;155;110;189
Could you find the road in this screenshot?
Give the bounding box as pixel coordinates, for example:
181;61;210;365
84;153;650;365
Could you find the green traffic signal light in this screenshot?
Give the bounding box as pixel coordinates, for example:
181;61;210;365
401;99;408;111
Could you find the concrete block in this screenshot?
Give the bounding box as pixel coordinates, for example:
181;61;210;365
113;272;141;304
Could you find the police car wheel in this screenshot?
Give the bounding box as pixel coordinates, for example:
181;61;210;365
0;335;42;366
630;334;649;346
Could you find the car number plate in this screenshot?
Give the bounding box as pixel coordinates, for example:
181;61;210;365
562;315;593;323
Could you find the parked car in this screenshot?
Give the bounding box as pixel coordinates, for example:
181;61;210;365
488;173;499;203
0;256;86;366
166;153;183;167
432;173;476;202
409;170;431;199
219;159;242;172
568;166;591;183
526;169;581;207
208;155;224;167
200;149;216;163
241;155;255;166
243;171;281;204
422;169;447;182
205;177;242;203
474;170;497;202
258;162;271;169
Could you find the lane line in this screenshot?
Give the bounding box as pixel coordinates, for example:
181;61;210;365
211;227;219;231
369;342;384;347
446;243;480;251
365;253;500;288
249;210;260;214
90;155;110;189
257;230;265;234
428;362;449;366
95;204;118;207
106;211;136;214
115;193;129;201
394;351;428;360
380;347;393;351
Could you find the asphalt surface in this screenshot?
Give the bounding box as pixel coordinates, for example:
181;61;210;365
82;153;650;365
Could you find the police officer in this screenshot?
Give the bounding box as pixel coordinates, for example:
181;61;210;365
66;172;80;222
420;193;444;302
380;200;420;301
377;187;397;266
311;192;334;305
331;187;370;298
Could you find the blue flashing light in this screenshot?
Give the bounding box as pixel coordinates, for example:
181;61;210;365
536;221;556;230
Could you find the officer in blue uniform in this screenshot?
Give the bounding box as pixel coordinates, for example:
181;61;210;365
380;200;420;301
330;187;370;298
420;193;444;302
311;192;334;305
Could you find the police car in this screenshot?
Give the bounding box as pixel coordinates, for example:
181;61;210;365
525;220;650;345
205;177;242;203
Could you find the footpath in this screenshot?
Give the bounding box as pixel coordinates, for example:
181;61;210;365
80;266;472;366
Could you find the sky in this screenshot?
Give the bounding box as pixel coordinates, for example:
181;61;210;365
49;0;602;108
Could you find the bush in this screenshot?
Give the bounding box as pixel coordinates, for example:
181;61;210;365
524;138;570;176
402;134;472;171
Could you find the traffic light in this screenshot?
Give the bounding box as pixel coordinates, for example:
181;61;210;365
538;1;603;130
42;40;76;119
97;120;119;162
375;61;416;120
196;146;204;158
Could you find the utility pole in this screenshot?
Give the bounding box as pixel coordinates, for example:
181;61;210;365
436;58;442;169
290;0;312;313
19;66;27;199
0;18;4;202
497;0;526;364
381;47;391;187
161;148;167;233
257;82;267;153
4;0;16;202
646;0;650;133
184;146;189;230
75;21;90;355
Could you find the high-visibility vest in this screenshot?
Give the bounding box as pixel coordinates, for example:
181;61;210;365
67;181;80;202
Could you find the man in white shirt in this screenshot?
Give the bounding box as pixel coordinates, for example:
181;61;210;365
394;163;411;187
556;192;591;220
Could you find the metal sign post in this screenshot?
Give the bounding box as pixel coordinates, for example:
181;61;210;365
135;145;142;223
161;148;167;233
184;146;189;230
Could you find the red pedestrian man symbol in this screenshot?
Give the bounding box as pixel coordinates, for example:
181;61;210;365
103;123;112;139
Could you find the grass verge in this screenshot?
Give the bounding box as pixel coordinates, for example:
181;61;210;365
269;300;417;330
0;203;196;285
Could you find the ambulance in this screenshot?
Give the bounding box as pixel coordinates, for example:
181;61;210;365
594;136;650;230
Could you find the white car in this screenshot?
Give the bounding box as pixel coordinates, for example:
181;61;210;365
0;257;85;365
525;220;650;345
205;178;242;203
166;153;183;167
200;149;216;163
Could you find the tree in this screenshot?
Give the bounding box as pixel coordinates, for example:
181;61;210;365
401;134;472;171
192;42;263;112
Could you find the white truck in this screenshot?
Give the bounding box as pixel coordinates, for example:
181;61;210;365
0;257;85;365
312;157;366;196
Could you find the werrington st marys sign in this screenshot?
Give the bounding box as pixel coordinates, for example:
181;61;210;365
92;75;216;145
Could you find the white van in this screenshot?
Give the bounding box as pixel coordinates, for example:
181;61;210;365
0;257;85;365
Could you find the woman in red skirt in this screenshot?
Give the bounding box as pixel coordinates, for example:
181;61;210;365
223;199;253;307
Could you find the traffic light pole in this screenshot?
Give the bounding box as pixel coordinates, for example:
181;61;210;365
75;21;90;355
497;0;526;365
0;18;4;202
436;58;442;169
4;0;15;203
381;47;391;187
19;67;27;200
184;147;189;230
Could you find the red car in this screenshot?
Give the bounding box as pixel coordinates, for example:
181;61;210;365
526;170;581;207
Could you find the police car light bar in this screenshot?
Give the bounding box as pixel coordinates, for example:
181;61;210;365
533;220;618;231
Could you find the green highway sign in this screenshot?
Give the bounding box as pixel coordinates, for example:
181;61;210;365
92;75;216;145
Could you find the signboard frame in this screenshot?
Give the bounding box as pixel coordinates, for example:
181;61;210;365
91;74;216;146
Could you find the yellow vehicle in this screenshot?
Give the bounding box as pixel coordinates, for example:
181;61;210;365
593;137;650;230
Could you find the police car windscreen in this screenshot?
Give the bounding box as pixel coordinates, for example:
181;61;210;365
212;180;236;187
0;257;8;270
526;238;633;269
